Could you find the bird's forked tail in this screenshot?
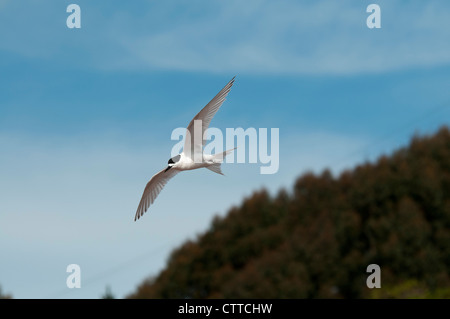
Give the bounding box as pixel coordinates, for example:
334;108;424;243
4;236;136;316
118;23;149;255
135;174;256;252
206;147;236;175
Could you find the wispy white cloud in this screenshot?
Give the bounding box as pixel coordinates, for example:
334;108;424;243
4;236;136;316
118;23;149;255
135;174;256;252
114;0;450;74
1;1;450;74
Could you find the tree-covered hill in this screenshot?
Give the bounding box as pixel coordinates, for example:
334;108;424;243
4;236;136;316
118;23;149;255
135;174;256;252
128;127;450;299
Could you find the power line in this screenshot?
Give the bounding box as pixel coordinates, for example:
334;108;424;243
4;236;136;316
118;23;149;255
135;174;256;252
330;100;450;172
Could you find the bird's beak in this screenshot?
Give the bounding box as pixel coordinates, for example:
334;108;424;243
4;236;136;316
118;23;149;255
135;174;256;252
164;166;171;173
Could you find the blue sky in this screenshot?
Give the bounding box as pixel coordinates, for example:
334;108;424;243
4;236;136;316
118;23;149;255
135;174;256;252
1;0;450;298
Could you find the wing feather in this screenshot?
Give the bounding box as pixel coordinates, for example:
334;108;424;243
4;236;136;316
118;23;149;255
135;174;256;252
184;76;235;159
134;168;179;221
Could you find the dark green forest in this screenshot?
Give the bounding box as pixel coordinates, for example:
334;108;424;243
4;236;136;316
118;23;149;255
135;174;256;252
128;127;450;299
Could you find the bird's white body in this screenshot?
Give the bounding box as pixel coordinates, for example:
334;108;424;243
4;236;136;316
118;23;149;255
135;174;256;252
174;152;198;170
171;153;222;170
173;152;206;170
134;77;236;221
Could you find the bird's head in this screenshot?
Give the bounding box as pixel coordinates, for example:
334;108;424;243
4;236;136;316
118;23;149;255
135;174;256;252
165;154;181;172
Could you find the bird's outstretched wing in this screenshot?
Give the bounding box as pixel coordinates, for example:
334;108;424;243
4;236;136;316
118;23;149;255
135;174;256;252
134;168;179;221
183;76;235;160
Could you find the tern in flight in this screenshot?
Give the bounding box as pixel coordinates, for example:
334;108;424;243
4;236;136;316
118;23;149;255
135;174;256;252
134;77;236;221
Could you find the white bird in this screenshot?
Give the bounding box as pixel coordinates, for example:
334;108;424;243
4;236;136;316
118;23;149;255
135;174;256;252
134;77;236;221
